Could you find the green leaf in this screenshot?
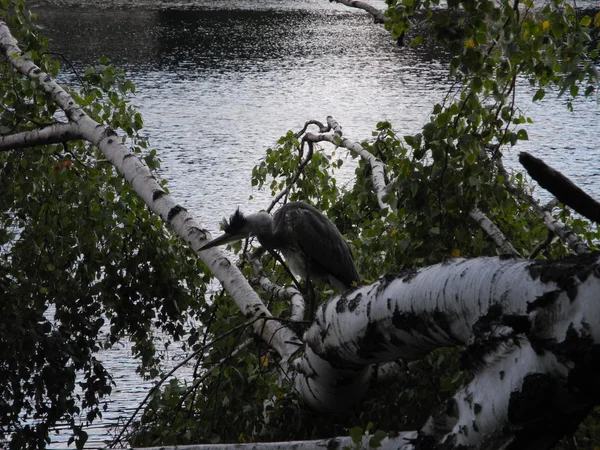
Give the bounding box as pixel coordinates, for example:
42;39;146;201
580;16;591;27
369;430;388;447
349;426;363;444
533;88;546;102
517;129;528;140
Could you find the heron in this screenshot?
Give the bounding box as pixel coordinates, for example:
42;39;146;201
200;202;359;313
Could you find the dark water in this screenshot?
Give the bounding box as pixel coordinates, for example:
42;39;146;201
26;1;600;447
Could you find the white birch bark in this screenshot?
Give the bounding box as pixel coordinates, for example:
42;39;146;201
292;253;600;446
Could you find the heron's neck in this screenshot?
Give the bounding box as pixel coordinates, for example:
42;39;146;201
246;213;281;250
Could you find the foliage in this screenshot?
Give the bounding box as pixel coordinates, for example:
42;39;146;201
0;1;212;448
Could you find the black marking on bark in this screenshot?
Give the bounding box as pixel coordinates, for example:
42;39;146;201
375;274;397;297
387;297;392;310
347;292;362;313
335;296;348;314
508;373;556;424
526;289;560;313
472;303;503;335
474;403;482;414
123;153;135;160
152;189;166;201
543;324;600;398
463;391;473;408
400;267;419;282
431;309;455;340
499;370;505;380
167;205;187;222
357;321;388;359
463;334;520;371
566;286;578;301
325;437;342;449
502;314;531;333
189;226;209;241
527;252;599;288
472;420;479;432
392;310;420;331
366;300;372;318
107;138;113;145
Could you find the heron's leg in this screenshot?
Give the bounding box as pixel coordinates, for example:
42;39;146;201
265;250;303;294
305;277;316;320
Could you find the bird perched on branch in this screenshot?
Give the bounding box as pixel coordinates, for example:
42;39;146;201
201;202;359;311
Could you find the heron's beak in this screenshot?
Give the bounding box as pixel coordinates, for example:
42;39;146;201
200;231;248;250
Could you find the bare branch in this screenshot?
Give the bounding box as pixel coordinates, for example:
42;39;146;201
469;206;521;256
520;151;600;225
330;0;387;23
0;121;81;151
267;141;314;213
302;116;390;209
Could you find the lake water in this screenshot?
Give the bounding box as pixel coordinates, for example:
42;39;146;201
24;1;600;447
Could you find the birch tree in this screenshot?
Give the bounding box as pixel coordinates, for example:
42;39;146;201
2;0;600;449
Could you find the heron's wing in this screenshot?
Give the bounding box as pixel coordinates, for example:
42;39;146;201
283;204;359;289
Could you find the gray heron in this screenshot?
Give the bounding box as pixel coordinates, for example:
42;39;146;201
201;202;359;312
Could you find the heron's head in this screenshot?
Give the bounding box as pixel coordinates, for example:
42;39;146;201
200;209;271;250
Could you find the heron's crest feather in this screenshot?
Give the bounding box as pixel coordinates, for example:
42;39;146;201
222;208;247;234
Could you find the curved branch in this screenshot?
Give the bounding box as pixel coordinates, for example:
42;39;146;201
249;250;305;322
267;141;314;213
302;116;390;209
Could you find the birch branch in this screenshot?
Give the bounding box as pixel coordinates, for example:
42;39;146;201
0;121;81;150
249;251;305;322
293;252;600;447
330;0;388;23
469;206;521;256
135;432;417;450
496;157;590;255
520;151;600;224
302;116;390;209
0;19;301;363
